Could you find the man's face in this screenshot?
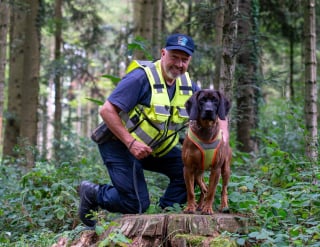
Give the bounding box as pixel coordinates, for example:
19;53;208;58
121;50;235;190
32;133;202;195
161;49;191;81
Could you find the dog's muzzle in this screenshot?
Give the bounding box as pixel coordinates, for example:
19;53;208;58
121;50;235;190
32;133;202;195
201;101;216;120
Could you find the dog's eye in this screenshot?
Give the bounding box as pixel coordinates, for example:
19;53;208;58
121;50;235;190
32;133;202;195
199;99;206;105
212;98;219;104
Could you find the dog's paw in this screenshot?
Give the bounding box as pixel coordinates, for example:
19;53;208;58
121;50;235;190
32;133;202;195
183;205;196;214
220;207;230;214
201;207;214;215
184;209;196;214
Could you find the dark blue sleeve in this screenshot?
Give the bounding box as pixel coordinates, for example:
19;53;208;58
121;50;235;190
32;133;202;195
108;69;151;113
193;82;200;92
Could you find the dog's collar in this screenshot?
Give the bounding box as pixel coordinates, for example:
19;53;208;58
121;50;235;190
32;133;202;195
187;127;221;147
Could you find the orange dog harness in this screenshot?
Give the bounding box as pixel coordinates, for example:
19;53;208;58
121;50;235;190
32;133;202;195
186;128;222;170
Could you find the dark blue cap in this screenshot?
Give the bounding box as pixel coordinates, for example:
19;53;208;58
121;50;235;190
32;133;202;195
165;34;195;56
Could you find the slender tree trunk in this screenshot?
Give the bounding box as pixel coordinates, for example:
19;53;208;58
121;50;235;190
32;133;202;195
40;95;49;159
236;0;260;153
152;0;163;58
0;2;10;151
3;3;26;158
19;0;40;167
53;0;62;160
289;32;294;100
213;0;225;91
304;0;317;161
186;0;192;35
219;0;238;101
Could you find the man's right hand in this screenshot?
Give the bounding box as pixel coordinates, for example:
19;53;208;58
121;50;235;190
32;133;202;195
100;100;153;160
128;139;153;160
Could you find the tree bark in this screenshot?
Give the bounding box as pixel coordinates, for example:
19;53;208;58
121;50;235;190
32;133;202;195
19;0;40;167
53;213;248;247
304;0;317;161
3;2;26;157
216;0;238;102
53;0;63;160
236;0;260;153
213;0;225;91
133;0;163;60
0;2;10;149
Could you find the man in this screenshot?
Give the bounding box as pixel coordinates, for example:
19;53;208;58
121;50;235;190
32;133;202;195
79;33;199;227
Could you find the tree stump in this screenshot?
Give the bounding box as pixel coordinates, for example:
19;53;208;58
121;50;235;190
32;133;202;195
59;213;248;247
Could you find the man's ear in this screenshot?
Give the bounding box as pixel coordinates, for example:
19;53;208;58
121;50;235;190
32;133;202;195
185;90;201;120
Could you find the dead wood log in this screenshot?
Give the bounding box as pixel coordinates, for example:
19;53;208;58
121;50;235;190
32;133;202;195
55;213;248;247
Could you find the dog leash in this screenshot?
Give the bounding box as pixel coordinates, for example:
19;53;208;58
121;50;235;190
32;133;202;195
132;160;142;214
150;122;189;149
131;123;188;212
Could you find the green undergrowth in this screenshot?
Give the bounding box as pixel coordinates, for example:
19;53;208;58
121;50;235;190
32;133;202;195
0;133;319;246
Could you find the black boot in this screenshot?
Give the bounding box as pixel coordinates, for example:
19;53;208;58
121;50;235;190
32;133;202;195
78;180;99;227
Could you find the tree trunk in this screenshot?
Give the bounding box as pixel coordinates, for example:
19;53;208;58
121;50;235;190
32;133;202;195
53;0;63;160
40;95;49;159
19;0;40;167
236;0;260;153
304;0;317;161
0;2;10;150
3;3;26;158
213;0;225;91
215;0;238;102
288;31;295;100
133;0;163;60
53;213;248;247
152;0;163;58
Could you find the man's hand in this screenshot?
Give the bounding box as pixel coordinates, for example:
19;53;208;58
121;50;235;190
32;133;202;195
100;100;153;159
128;139;153;160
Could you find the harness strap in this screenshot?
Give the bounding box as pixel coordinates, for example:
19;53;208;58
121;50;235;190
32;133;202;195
187;128;222;170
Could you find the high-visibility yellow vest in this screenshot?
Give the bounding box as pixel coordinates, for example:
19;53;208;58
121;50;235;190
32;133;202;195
122;60;193;157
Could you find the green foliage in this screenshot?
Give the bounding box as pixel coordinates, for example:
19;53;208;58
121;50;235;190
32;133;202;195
95;218;131;247
259;96;305;154
224;140;320;246
101;74;121;84
127;36;154;60
85;97;105;106
0;133;106;245
1;132;319;246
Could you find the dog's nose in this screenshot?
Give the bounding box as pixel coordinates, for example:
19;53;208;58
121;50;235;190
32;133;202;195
204;101;214;112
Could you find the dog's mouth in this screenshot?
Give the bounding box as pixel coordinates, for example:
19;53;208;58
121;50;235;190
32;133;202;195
198;109;218;128
200;110;216;121
198;118;216;128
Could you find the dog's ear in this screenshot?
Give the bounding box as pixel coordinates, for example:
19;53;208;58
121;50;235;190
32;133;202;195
185;91;201;120
217;91;231;120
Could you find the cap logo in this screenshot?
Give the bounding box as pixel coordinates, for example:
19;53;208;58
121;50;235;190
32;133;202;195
177;36;188;46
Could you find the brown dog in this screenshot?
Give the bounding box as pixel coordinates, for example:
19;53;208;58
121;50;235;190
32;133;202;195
182;89;232;215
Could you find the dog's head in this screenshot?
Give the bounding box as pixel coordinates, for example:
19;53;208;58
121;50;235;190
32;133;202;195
185;89;231;121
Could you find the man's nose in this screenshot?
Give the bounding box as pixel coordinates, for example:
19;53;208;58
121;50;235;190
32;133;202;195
175;58;183;67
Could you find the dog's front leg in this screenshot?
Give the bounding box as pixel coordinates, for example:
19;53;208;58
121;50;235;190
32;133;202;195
195;171;207;211
220;160;231;212
183;166;197;214
201;167;221;215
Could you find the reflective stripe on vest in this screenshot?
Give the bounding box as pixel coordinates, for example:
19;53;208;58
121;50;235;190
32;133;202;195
123;60;193;157
187;128;222;170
